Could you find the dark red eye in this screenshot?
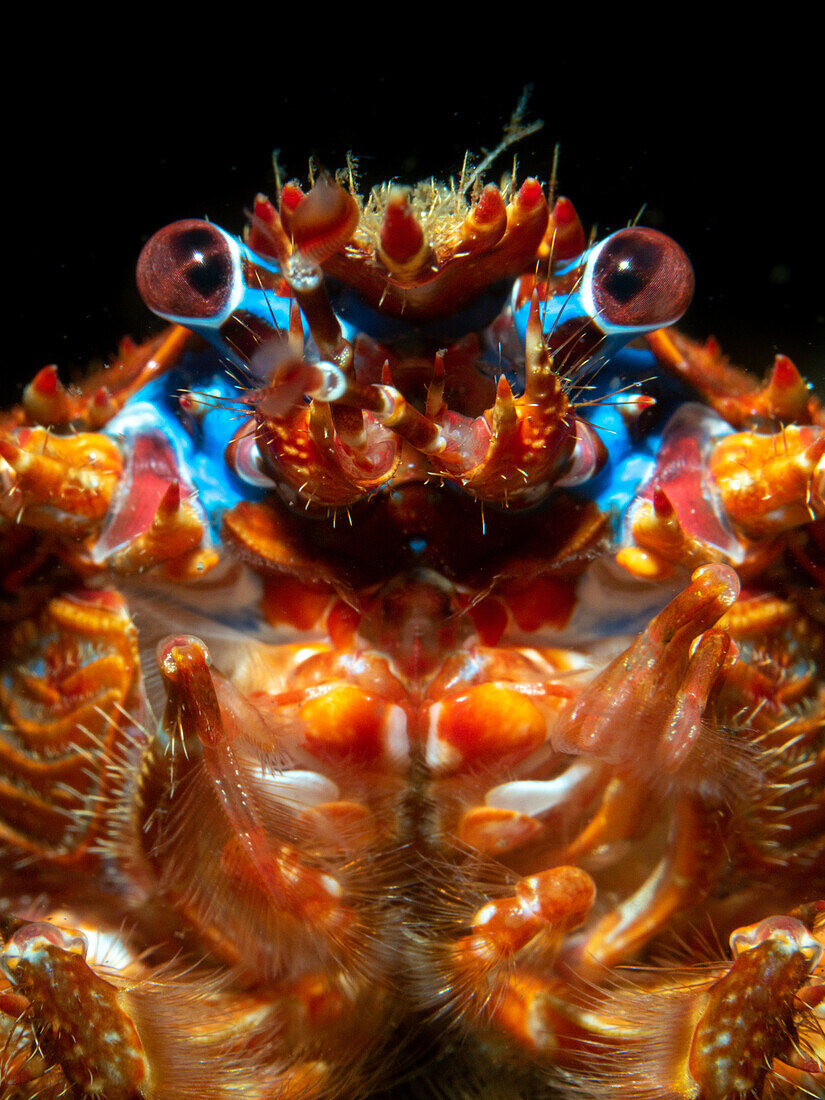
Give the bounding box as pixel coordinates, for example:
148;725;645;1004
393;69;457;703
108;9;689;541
137;219;236;320
590;227;694;329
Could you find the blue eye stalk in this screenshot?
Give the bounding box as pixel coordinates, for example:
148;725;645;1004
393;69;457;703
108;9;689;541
137;219;694;386
513;226;695;375
137;220;302;377
134;192;695;527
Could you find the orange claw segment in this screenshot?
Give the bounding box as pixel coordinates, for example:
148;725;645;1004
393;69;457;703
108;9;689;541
0;427;122;524
648;326;823;427
18;327;194;430
710;423;825;537
551;564;740;779
455;866;595;969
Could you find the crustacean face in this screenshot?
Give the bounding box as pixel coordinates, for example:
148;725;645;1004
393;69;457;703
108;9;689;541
0;137;823;1100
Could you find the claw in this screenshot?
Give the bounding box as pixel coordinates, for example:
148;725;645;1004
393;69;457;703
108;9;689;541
711;423;825;537
0;427;122;524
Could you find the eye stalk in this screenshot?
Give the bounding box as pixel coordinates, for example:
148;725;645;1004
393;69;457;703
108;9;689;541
512;225;695;375
136;219;294;369
584;227;695;332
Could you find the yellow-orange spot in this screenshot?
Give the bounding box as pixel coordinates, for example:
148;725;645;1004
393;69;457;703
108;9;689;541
615;546;673;580
300;685;392;764
162;547;220;581
435;684;546;764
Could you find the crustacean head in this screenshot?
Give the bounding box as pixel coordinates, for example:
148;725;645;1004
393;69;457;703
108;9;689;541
136;167;694;512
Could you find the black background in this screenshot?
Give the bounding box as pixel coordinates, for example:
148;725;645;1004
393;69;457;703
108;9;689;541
5;72;822;406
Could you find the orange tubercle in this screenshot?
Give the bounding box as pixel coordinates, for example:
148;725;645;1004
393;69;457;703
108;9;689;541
427;684;547;771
